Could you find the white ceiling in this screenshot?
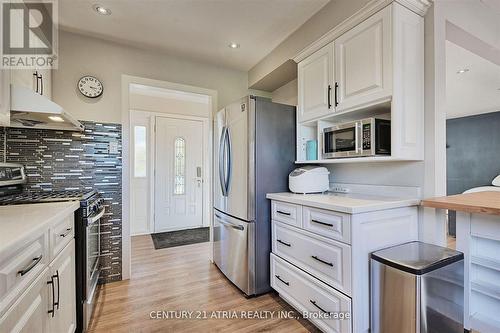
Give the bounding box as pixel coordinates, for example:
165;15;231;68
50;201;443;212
445;41;500;119
58;0;329;71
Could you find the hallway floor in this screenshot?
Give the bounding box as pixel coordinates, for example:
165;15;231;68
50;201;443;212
88;235;318;333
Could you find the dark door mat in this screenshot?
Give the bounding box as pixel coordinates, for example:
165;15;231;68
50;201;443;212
151;227;209;249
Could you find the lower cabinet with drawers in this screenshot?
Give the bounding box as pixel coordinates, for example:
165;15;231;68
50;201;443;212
269;199;419;333
0;212;77;333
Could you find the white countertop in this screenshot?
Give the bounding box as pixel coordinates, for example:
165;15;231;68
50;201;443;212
266;192;421;214
0;201;80;256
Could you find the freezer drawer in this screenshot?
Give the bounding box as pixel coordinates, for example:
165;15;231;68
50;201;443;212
213;210;255;295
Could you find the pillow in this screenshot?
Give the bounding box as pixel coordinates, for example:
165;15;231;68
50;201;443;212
493;175;500;187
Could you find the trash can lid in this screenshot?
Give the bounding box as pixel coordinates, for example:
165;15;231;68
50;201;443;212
371;241;464;275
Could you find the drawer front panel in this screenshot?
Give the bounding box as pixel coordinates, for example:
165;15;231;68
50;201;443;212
0;232;49;317
303;206;351;244
272;221;351;294
271;201;302;227
50;215;74;261
271;253;352;333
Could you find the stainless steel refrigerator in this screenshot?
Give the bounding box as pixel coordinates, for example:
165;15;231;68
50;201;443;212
213;95;296;296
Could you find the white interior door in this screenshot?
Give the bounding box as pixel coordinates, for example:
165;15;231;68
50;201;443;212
155;116;204;232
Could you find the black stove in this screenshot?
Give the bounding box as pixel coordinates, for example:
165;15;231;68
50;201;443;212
0;163;103;333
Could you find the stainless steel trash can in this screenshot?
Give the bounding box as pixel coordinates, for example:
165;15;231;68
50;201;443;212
370;241;464;333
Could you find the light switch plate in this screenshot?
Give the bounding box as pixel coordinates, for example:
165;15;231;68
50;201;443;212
109;141;119;154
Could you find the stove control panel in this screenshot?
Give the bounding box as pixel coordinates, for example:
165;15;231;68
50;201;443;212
0;163;26;185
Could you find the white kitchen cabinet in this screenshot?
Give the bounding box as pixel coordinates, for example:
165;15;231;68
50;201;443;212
48;239;76;333
269;195;419;332
294;2;425;163
297;43;334;123
334;6;392;112
0;269;50;333
11;68;52;99
0;69;10;126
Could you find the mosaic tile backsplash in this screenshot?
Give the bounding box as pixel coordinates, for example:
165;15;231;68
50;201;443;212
0;121;122;283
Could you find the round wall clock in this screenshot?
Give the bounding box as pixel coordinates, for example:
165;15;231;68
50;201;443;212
78;75;103;98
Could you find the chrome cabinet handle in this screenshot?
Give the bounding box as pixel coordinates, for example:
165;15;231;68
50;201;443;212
18;255;43;276
54;270;60;310
60;227;72;238
327;85;332;109
310;300;331;314
311;219;334;227
277;239;291;247
311;255;334;267
276;210;291;216
334;82;339;107
275;275;290;286
47;276;55;317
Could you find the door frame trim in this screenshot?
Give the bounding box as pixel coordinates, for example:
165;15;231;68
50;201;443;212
152;114;209;233
121;75;217;280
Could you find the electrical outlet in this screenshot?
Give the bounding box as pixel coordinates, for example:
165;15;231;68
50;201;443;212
331;186;350;193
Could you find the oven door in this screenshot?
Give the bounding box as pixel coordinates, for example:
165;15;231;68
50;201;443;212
84;206;104;329
323;122;362;158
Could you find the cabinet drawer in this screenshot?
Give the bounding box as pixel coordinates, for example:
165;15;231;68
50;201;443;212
271;253;352;333
303;206;351;244
0;267;49;333
0;232;49;317
272;221;351;295
49;215;74;261
271;201;302;227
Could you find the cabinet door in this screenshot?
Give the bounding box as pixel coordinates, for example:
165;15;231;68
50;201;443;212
36;69;52;99
297;43;334;123
0;269;50;333
335;6;392;112
48;240;76;333
0;69;10;126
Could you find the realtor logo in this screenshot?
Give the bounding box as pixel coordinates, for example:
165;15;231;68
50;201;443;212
1;0;58;68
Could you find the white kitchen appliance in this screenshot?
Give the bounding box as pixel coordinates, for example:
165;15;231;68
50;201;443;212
288;166;330;194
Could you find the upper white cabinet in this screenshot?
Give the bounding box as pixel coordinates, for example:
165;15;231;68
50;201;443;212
335;6;392;112
11;68;52;99
297;44;334;123
0;69;10;126
295;2;425;162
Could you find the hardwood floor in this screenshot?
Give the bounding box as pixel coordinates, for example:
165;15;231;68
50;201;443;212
88;235;319;333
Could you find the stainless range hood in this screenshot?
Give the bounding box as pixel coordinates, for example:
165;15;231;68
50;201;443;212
10;85;84;131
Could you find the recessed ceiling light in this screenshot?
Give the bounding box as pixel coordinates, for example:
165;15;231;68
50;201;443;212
228;42;240;49
456;68;469;74
48;116;65;122
93;4;111;15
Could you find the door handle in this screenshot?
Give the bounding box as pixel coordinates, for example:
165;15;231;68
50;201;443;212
311;255;334;267
275;275;290;286
33;71;39;94
218;127;227;197
334;82;339;107
18;255;43;276
327;85;332;109
311;219;334;227
39;74;43;95
47;276;55;317
224;127;232;195
277;239;291;247
53;270;60;310
310;300;331;314
216;215;244;231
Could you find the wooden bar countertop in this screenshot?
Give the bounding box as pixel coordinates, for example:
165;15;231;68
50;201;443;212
421;191;500;216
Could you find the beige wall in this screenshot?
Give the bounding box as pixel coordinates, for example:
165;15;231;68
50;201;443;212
52;31;251;123
249;0;370;88
271;79;298;106
130;93;210;118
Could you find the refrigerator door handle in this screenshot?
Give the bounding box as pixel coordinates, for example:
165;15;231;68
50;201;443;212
218;126;227;196
224;127;232;195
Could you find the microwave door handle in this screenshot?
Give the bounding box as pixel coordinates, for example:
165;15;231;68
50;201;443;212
356;122;362;153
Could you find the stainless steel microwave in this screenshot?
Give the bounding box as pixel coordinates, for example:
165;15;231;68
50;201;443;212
323;118;391;158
